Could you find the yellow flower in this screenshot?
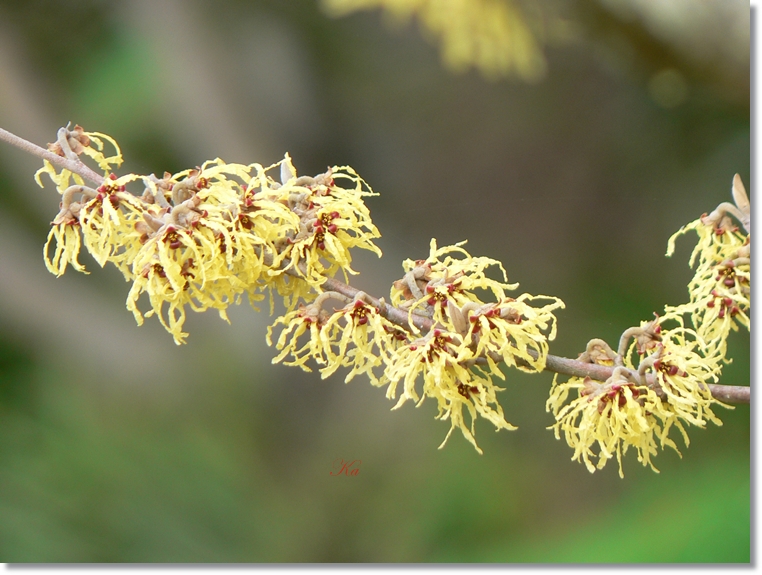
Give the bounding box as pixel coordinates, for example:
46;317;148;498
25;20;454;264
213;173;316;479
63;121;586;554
667;217;747;271
37;128;384;344
76;130;123;173
264;157;382;288
267;298;333;371
665;174;750;355
126;263;192;344
126;224;231;344
319;295;407;385
263;274;316;316
321;0;548;81
619;319;727;426
633;327;726;430
456;294;564;373
37;126;123;186
549;324;729;477
391;239;517;329
664;238;749;357
43;175;145;278
547;372;678;478
36;162;86;195
124;162;277;343
390;239;564;374
37;130;119;275
79;174;147;277
267;291;404;384
384;327;516;453
44;221;87;276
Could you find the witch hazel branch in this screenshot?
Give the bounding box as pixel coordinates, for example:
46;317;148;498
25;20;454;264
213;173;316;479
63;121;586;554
0;124;750;476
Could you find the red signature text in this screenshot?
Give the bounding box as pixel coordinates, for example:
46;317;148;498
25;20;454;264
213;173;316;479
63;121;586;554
330;458;361;476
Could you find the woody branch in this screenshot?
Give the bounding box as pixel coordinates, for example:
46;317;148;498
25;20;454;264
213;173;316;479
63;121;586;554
0;126;750;405
0;127;104;185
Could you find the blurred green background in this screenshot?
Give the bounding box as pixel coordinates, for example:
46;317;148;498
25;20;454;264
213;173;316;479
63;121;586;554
0;0;749;563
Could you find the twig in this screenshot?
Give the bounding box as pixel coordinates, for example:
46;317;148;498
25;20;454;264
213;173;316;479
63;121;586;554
0;127;104;185
321;275;432;332
706;384;750;404
315;272;750;404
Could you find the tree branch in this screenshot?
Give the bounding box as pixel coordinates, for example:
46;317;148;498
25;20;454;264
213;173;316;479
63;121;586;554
317;272;750;404
0;125;750;405
0;127;104;186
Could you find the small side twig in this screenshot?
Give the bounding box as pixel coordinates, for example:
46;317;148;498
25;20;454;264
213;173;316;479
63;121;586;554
0;127;104;186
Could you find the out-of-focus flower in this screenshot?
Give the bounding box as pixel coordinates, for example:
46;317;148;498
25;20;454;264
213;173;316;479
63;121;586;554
321;0;549;81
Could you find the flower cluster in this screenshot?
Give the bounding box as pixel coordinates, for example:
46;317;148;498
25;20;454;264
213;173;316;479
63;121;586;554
38;128;382;344
270;239;564;452
547;315;728;477
547;370;672;478
546;175;749;477
267;291;405;386
391;239;563;369
40;125;568;454
385;240;563;451
35;125;744;464
385;327;516;454
664;174;750;358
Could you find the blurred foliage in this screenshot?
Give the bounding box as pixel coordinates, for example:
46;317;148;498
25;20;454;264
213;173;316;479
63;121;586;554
0;0;749;563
